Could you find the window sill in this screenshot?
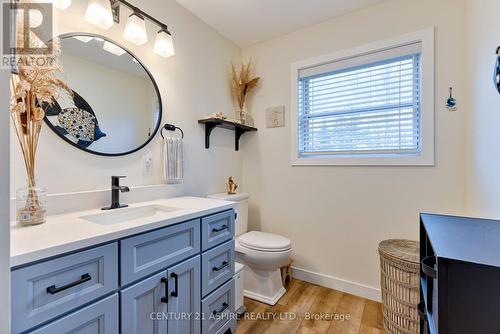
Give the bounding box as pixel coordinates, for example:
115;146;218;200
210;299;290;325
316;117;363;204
291;153;434;166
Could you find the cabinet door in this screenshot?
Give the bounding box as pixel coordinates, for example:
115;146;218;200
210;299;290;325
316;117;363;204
121;271;168;334
167;256;201;334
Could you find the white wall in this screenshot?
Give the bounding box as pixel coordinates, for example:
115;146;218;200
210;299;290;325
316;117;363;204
10;0;243;201
465;0;500;218
241;0;467;299
57;53;156;153
1;68;11;332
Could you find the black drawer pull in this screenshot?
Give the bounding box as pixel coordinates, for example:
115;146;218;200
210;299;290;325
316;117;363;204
46;273;91;295
212;302;229;316
170;272;179;297
421;256;437;279
212;261;229;272
212;225;228;233
161;277;169;303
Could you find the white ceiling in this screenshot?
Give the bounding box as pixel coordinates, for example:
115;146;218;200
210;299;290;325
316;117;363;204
176;0;384;48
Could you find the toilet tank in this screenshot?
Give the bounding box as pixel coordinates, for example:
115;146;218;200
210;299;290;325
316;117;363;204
208;193;249;237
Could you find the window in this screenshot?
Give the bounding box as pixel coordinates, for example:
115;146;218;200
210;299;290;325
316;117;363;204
291;29;434;166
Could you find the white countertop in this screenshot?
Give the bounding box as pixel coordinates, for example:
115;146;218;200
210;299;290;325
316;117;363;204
11;196;235;268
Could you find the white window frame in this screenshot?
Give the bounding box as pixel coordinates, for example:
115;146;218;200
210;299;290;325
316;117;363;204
290;28;435;166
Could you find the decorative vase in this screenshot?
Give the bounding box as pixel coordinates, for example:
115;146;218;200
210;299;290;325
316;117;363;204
238;108;248;125
16;181;47;226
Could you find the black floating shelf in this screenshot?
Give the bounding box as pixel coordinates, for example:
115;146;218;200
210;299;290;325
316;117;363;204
198;118;257;151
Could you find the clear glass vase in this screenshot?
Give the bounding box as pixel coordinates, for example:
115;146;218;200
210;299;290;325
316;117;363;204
16;182;47;226
238;108;247;125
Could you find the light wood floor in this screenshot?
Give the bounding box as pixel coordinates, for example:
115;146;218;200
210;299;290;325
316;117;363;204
236;279;386;334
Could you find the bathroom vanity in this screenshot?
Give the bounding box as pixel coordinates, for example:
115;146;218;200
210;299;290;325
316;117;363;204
10;197;237;334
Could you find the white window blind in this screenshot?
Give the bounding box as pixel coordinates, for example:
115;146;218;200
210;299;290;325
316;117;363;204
298;43;422;157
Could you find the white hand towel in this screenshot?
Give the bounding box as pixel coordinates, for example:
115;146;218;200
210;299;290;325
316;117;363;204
163;137;183;183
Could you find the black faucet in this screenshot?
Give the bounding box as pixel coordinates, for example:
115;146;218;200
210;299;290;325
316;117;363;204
102;176;130;210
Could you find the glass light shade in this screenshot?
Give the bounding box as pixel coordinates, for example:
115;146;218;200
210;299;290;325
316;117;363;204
85;0;113;30
28;9;43;28
123;13;148;45
153;30;175;58
52;0;72;10
102;41;126;56
73;36;93;43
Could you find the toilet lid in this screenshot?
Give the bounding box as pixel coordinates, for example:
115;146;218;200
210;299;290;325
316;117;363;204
239;231;292;252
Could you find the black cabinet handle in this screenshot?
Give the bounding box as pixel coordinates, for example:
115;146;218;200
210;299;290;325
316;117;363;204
235;212;238;220
46;273;91;295
212;302;229;316
421;256;437;279
212;225;228;233
212;261;229;272
170;272;178;297
161;277;169;303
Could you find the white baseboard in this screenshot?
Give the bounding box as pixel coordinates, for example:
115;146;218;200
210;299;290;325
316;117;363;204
291;266;381;302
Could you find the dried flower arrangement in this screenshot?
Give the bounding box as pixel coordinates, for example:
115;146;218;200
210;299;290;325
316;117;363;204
231;60;260;124
10;38;71;225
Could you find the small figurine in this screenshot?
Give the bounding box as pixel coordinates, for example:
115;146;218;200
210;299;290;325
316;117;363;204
215;112;227;120
226;176;238;195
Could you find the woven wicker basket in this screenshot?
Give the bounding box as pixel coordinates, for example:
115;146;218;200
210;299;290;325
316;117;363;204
379;239;420;334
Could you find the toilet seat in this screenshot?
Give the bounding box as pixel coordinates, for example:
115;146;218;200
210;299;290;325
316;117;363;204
238;231;291;252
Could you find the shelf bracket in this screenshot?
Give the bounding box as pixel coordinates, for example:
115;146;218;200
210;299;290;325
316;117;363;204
204;122;219;149
235;127;245;151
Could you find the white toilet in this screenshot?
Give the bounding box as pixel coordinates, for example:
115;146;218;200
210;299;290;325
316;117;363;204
208;193;292;305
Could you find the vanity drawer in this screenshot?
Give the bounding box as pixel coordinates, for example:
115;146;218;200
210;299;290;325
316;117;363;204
202;210;235;251
120;219;200;285
11;243;118;334
27;293;119;334
215;318;236;334
201;279;235;334
201;240;235;297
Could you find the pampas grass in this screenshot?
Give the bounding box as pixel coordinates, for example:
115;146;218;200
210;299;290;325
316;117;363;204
10;37;71;225
231;60;260;112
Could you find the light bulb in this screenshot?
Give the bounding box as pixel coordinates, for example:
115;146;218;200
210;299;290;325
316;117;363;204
28;9;43;28
52;0;71;10
85;0;113;30
153;29;175;58
102;41;125;56
123;13;148;45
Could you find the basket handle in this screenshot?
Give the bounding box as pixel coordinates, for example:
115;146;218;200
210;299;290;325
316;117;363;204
421;256;437;279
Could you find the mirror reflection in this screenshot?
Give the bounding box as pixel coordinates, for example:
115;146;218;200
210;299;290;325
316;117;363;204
45;34;161;156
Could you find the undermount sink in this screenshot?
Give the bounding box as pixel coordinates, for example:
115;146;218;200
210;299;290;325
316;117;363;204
80;205;182;225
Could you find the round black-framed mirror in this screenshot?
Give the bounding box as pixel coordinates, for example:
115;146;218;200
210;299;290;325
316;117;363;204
44;32;162;157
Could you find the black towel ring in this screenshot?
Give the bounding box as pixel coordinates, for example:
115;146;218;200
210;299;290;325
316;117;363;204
160;124;184;139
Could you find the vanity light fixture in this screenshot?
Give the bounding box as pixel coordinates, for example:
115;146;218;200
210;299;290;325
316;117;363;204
102;40;126;56
153;29;175;58
123;12;148;45
82;0;175;58
52;0;72;10
85;0;114;30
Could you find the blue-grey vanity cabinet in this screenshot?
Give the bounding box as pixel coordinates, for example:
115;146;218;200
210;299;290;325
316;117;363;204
120;219;200;285
11;243;118;334
167;256;201;334
121;256;201;334
11;208;236;334
201;211;235;251
201;240;235;297
27;294;119;334
121;271;168;334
